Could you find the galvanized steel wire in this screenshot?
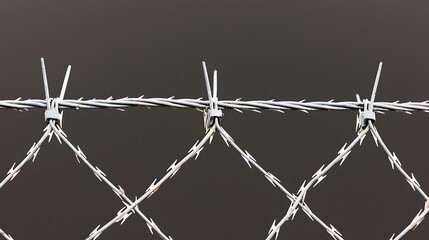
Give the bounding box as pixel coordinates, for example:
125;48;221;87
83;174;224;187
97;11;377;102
2;98;429;114
0;59;428;240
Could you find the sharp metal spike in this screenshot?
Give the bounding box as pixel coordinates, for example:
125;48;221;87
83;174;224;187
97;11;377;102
32;147;40;162
313;175;327;187
268;220;280;240
355;94;362;103
40;58;50;101
202;61;213;109
312;165;325;178
369;62;383;111
59;65;71;100
89;225;101;239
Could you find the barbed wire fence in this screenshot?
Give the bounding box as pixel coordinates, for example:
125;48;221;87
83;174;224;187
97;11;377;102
1;58;428;240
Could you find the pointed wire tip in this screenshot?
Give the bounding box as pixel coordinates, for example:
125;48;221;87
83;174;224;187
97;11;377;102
377;62;383;74
66;65;72;74
60;65;72;100
367;61;383;111
40;57;50;100
213;70;218;98
202;60;213;110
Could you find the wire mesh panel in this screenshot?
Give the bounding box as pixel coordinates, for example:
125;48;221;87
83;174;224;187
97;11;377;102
0;59;428;240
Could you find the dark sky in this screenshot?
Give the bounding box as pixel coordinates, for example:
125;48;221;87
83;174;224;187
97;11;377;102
1;1;429;239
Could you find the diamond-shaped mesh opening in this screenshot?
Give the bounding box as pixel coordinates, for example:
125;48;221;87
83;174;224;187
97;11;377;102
65;107;203;192
143;138;287;240
224;110;355;191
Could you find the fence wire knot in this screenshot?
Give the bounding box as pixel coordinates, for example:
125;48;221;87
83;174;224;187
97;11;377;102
44;97;62;123
357;62;382;131
358;99;375;128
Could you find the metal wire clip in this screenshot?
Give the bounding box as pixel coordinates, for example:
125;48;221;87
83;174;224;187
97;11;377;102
40;58;71;126
357;62;382;131
202;61;223;131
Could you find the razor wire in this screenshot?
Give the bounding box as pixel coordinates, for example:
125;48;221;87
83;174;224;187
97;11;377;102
0;59;428;240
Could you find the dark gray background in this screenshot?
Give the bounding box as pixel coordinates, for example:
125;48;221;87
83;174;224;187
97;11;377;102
0;1;429;239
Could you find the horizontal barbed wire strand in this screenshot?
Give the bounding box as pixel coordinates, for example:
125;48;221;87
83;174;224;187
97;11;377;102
1;98;429;114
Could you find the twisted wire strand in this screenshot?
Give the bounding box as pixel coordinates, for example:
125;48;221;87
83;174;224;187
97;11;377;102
48;122;172;240
2;98;429;114
214;119;344;240
86;126;216;240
